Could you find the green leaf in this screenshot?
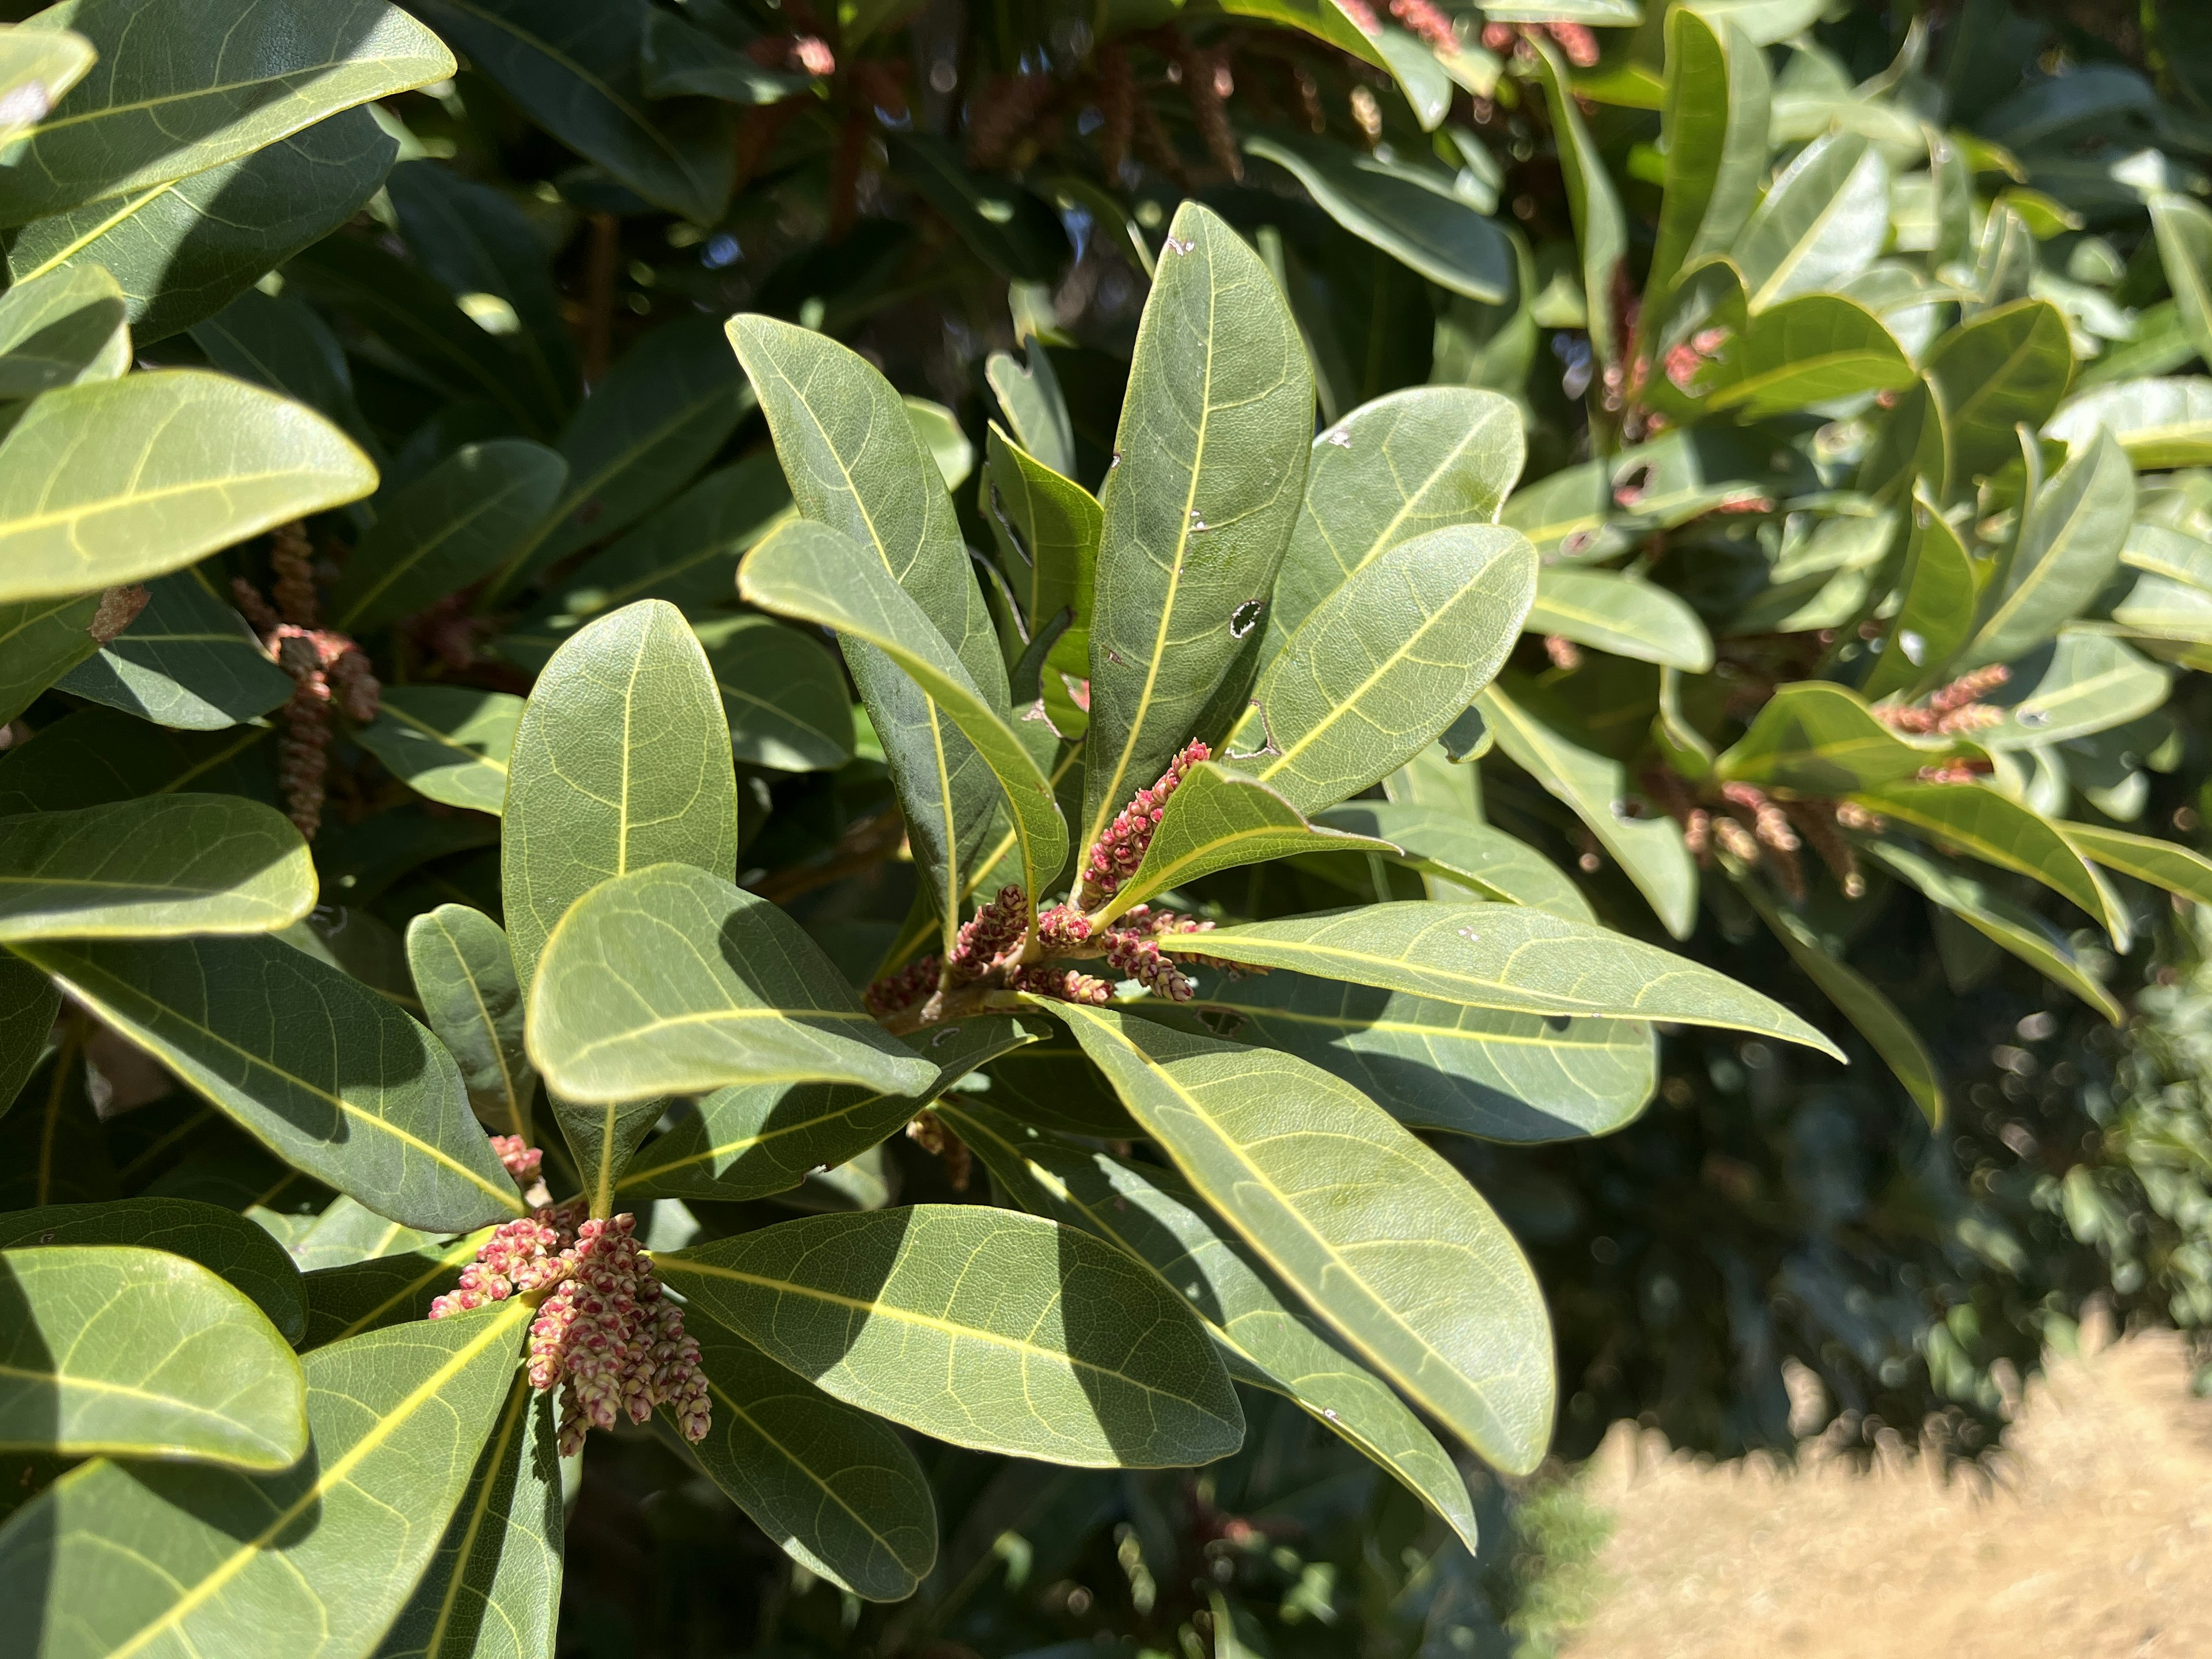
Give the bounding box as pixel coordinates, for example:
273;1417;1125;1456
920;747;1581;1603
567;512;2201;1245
742;518;1067;911
1737;882;1943;1126
1480;680;1699;938
1097;762;1394;924
0;1298;532;1658
682;1325;937;1601
0;370;377;603
1925;298;2074;480
1531;39;1628;363
1315;801;1594;922
1650;8;1770;301
0;24;92;149
945;1099;1481;1548
982;423;1099;671
1243;130;1512;304
1052;1004;1551;1474
373;1372;563;1659
287;1198;438;1275
1731;132;1890;312
616;1014;1040;1203
640;8;809;103
1861;838;2119;1021
328;442;567;632
0;1244;306;1469
0;707;274;820
903;396;973;493
1861;491;1978;702
14;932;527;1233
501;599;737;998
355;687;522;818
1082;201;1314;855
660;1205;1245;1467
190;287;375;459
1177;968;1653;1142
1965;427;2134;667
490;316;753;595
984;342;1075;479
0;262;126;397
1267;387;1523;656
0;1198;305;1344
1850;781;2116;931
0;594;98;728
1246;525;1535;815
0;1040;113;1209
1526;567;1713;671
5;105;396;343
0;953;58;1116
406;906;535;1143
2062;820;2212;906
527;861;938;1107
885;134;1067;285
408;0;730;222
0;794;313;942
1717;681;1955;794
691;613;853;774
1975;631;2171;750
298;1235;480;1350
1702;294;1916;418
0;0;449;226
1161;900;1843;1056
56;570;291;732
2047;377;2212;469
2150;191;2212;372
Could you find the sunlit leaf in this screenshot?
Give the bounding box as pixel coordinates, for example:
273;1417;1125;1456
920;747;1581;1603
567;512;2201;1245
0;1198;305;1344
1526;567;1712;671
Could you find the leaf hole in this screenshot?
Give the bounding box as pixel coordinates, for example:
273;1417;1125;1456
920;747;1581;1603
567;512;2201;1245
1230;600;1264;638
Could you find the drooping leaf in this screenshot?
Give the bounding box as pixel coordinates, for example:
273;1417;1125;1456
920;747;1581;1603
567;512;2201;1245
1052;1004;1552;1474
407;0;731;222
1525;567;1713;671
1861;491;1978;702
694;614;854;775
0;1198;305;1344
946;1099;1482;1548
0;1244;306;1469
0;262;127;398
1964;427;2134;668
2046;377;2212;469
1097;762;1394;925
14;932;527;1233
1925;298;2074;480
1158;900;1842;1055
660;1205;1245;1467
0;794;314;942
1702;294;1916;418
406;906;535;1142
1243;130;1513;304
738;520;1066;911
1649;7;1770;301
501;599;738;998
682;1324;937;1601
1315;802;1593;921
1267;387;1523;657
1081;201;1313;856
1246;525;1535;815
328;441;567;632
616;1014;1040;1204
373;1374;564;1659
2063;820;2212;906
354;687;522;819
0;0;449;226
56;570;291;732
527;862;938;1107
1480;679;1699;938
0;1299;532;1658
0;370;377;603
1851;781;2117;933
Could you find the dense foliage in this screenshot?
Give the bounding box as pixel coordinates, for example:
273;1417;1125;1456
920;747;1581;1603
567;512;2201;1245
4;0;2212;1654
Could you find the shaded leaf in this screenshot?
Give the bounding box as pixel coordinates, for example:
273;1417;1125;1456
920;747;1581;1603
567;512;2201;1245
0;954;56;1116
0;593;101;728
982;423;1098;673
0;262;127;397
1531;39;1627;364
1861;491;1977;702
0;1198;305;1344
692;614;854;775
355;687;522;818
1718;681;1956;795
56;570;290;732
1925;298;2074;479
298;1234;480;1350
1851;780;2116;930
1976;632;2171;750
406;906;534;1142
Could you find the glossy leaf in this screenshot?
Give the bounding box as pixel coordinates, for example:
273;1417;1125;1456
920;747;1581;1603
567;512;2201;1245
15;932;527;1233
1480;680;1699;938
0;953;56;1116
2063;820;2212;906
1718;681;1955;795
739;519;1066;910
1850;781;2114;929
1161;900;1841;1056
0;0;448;226
56;571;291;732
406;906;534;1142
501;599;738;998
947;1099;1481;1547
0;1244;306;1469
1247;525;1535;815
1732;132;1889;312
1525;567;1713;671
2047;377;2212;469
1082;201;1313;854
298;1236;481;1351
0;594;99;729
2150;191;2212;371
1975;632;2171;750
617;1015;1040;1203
329;442;567;632
1532;39;1628;364
0;24;93;149
0;794;313;942
287;1198;438;1276
1054;1004;1551;1473
0;1299;532;1659
0;1198;305;1344
660;1206;1245;1468
982;423;1099;670
1704;295;1916;418
0;370;376;603
528;862;937;1107
1861;493;1977;702
1965;427;2133;668
1267;387;1523;656
1099;762;1393;924
0;263;127;398
1926;298;2075;480
1315;802;1593;922
683;1325;937;1601
355;687;522;818
1650;7;1770;300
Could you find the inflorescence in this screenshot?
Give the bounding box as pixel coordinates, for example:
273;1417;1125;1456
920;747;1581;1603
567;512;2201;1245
1079;740;1210;908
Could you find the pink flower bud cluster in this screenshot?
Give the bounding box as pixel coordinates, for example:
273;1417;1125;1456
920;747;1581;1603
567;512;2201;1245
490;1134;543;1186
1874;665;2012;736
1389;0;1458;52
945;884;1028;987
1037;904;1091;950
427;1214;569;1319
1006;962;1112;1005
865;955;941;1017
1104;931;1194;1001
1078;740;1210;908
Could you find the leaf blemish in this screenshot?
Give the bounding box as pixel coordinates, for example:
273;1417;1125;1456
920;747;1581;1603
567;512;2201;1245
1230;600;1264;638
1164;234;1195;255
1325;427;1351;448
